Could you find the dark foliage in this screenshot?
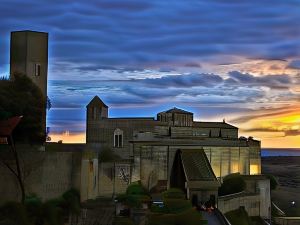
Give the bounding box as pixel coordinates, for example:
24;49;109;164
265;174;278;190
218;173;246;196
0;74;45;144
98;147;121;162
0;189;81;225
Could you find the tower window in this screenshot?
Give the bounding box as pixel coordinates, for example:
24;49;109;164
35;64;41;76
93;107;97;120
114;128;123;148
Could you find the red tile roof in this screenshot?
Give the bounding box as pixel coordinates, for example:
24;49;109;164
0;116;22;136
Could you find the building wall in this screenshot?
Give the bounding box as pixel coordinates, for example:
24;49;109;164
218;176;271;218
0;151;81;204
218;194;260;217
10;31;48;98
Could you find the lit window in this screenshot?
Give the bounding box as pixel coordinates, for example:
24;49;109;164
250;164;259;175
35;64;41;76
114;128;123;148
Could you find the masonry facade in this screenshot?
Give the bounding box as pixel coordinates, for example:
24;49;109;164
86;96;262;204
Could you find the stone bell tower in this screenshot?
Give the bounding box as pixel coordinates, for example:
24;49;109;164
86;96;109;143
10;30;48;98
10;30;48;134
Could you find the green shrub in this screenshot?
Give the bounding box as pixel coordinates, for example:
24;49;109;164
219;173;246;196
225;207;252;225
113;217;135;225
265;174;278;190
162;188;185;200
126;182;148;195
119;182;151;208
0;202;30;225
62;188;81;215
150;188;191;214
148;208;206;225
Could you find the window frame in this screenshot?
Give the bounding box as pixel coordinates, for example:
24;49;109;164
114;128;123;148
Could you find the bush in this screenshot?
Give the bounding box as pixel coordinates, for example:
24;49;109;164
119;182;151;208
162;188;185;200
151;188;191;214
0;189;81;225
265;174;278;190
62;188;81;215
219;173;246;196
126;182;148;196
113;217;134;225
148;208;206;225
0;202;30;225
225;207;252;225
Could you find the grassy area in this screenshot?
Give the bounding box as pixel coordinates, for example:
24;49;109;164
148;208;206;225
225;207;266;225
148;189;206;225
113;217;135;225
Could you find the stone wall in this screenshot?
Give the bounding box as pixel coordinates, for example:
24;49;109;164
0;151;82;204
218;193;260;217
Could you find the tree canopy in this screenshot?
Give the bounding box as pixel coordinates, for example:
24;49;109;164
218;173;246;196
0;74;45;143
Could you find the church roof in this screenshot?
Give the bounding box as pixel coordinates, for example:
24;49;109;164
159;107;193;115
86;96;108;108
180;149;217;181
193;121;237;129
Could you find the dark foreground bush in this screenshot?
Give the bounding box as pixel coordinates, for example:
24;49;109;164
148;208;206;225
0;188;80;225
218;173;246;196
225;207;252;225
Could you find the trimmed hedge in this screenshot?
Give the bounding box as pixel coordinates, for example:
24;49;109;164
219;173;246;196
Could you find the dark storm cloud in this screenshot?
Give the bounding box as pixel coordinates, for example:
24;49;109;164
142;73;223;87
243;127;300;137
1;0;300;71
227;71;292;89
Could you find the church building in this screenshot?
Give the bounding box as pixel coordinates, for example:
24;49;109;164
86;96;262;204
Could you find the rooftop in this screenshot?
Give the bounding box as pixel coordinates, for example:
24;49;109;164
180;149;218;181
159;107;193;115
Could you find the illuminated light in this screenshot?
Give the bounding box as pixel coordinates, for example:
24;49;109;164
250;164;259;175
231;163;239;173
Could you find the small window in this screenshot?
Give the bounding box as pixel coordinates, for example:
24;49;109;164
114;128;123;148
35;64;41;76
93;107;97;120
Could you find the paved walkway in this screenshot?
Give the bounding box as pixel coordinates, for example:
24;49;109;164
202;211;224;225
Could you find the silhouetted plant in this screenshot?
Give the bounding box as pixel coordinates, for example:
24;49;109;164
218;173;246;196
265;174;278;190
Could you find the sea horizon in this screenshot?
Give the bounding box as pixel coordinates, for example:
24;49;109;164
262;148;300;157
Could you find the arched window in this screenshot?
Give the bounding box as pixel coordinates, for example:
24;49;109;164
114;128;123;148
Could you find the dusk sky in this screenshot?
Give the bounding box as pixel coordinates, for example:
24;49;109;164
0;0;299;147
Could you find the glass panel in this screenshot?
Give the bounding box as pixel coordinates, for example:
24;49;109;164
119;134;123;147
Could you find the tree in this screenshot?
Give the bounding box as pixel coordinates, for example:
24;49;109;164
0;73;47;203
218;173;246;196
0;73;46;143
265;174;278;191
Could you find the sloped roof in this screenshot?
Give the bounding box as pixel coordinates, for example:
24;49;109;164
159;107;193;115
193;121;237;129
86;96;108;108
0;116;22;136
180;149;217;181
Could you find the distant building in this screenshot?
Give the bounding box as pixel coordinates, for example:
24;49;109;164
86;96;262;205
10;30;48;97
